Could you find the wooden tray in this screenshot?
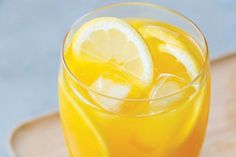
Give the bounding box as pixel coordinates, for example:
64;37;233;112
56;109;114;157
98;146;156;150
9;53;236;157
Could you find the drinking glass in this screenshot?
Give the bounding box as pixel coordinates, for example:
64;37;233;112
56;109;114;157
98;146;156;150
59;2;210;157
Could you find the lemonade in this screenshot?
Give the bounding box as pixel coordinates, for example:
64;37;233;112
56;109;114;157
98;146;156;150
59;3;210;157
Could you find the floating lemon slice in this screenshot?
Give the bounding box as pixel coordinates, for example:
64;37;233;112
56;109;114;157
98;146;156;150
139;25;198;79
72;17;153;86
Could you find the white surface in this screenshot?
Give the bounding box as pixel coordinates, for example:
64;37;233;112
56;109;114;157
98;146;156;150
0;0;236;157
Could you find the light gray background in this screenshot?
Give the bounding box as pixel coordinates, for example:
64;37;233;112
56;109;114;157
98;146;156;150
0;0;236;156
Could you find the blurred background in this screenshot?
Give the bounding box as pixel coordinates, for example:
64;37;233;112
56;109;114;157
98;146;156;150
0;0;236;156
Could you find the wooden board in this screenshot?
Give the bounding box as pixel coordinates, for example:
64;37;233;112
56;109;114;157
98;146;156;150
8;53;236;157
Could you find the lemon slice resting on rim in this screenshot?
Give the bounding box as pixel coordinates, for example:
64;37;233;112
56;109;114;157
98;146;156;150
72;17;153;87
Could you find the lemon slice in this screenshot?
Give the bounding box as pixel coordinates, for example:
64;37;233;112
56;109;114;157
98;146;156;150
159;44;198;79
72;17;153;86
139;25;198;79
60;80;109;157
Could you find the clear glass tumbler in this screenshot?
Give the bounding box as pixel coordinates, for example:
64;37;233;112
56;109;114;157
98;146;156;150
59;2;210;157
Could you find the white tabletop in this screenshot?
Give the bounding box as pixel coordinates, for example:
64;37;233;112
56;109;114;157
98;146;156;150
0;0;236;156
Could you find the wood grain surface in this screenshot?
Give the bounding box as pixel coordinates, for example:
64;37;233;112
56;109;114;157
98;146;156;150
9;53;236;157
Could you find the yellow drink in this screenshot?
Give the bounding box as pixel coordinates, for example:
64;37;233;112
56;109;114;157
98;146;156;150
59;3;210;157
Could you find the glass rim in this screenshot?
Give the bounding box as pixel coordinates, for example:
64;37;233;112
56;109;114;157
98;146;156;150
61;2;209;102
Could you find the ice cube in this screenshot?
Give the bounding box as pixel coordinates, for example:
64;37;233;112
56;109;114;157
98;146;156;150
89;73;130;113
150;74;196;113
